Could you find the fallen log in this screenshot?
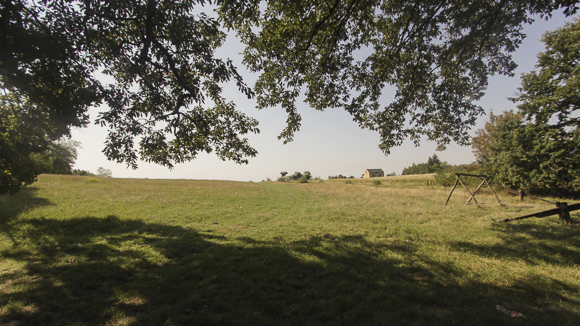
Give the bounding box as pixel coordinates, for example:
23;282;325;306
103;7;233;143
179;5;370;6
496;202;580;224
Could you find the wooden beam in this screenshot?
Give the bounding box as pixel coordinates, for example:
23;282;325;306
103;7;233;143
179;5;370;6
489;183;555;204
444;178;459;206
557;202;572;225
456;175;479;206
496;207;562;222
455;173;489;178
527;194;557;204
496;202;580;222
484;179;503;206
465;179;487;204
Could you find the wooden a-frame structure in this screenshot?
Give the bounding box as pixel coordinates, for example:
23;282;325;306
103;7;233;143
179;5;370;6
444;173;578;225
444;173;503;207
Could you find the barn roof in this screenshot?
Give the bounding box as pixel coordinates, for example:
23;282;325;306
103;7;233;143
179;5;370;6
366;168;384;173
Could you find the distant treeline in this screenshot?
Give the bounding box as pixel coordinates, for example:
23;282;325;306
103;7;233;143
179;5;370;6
278;171;318;183
402;154;446;175
402;154;480;187
328;175;356;179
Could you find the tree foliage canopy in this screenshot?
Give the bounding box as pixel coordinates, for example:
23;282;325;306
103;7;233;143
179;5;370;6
2;0;260;172
513;17;580;128
220;0;579;153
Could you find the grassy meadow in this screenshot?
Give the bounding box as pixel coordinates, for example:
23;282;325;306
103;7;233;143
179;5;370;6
1;174;579;325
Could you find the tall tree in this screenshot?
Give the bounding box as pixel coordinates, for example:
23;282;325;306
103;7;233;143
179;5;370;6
513;17;580;129
472;111;580;196
30;139;80;175
474;16;580;197
220;0;579;152
472;111;535;190
0;92;57;194
508;17;580;195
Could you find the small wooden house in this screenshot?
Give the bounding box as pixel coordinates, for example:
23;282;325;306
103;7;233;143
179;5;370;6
364;168;384;178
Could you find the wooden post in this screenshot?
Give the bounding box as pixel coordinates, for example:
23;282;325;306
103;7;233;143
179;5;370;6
556;202;571;225
446;174;502;207
457;175;479;206
444;178;459;205
519;190;524;202
465;179;487;204
483;179;503;206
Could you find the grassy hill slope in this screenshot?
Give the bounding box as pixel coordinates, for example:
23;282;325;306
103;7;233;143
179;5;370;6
1;175;579;325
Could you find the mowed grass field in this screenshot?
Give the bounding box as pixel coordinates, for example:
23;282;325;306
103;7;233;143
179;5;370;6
1;174;579;325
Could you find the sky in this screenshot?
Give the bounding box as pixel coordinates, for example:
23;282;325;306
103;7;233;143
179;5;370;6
71;11;577;182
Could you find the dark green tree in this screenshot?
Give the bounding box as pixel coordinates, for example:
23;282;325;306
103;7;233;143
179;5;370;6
504;17;580;196
513;17;580;130
2;92;78;195
472;111;534;189
0;92;57;194
402;163;431;175
220;0;579;153
473;111;580;196
72;169;94;176
427;154;441;170
30;139;80;175
402;154;444;175
2;0;259;167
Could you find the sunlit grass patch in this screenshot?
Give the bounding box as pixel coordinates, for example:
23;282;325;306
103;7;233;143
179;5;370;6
1;174;578;325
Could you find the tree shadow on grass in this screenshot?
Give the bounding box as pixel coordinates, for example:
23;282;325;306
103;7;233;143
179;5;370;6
1;215;579;325
454;221;580;266
0;187;53;219
450;221;580;324
0;187;53;246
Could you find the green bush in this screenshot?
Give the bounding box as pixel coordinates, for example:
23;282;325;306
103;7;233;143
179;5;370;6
328;175;347;179
373;180;381;186
434;171;456;187
434;168;487;188
72;169;94;176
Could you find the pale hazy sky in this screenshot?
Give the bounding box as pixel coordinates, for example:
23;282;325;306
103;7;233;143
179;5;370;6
71;11;576;181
